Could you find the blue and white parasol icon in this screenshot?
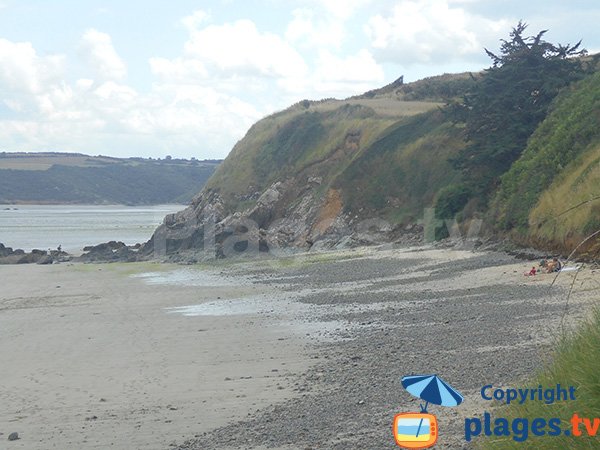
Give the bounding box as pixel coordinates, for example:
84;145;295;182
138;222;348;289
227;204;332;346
401;374;464;437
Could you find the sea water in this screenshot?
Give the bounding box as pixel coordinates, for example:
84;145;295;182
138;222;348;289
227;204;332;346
0;204;184;254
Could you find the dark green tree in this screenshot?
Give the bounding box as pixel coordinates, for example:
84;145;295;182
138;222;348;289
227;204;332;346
451;21;586;200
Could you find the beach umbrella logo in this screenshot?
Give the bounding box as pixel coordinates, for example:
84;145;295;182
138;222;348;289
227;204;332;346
393;374;464;449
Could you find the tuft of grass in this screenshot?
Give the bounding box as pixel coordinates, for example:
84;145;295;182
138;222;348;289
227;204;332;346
476;307;600;449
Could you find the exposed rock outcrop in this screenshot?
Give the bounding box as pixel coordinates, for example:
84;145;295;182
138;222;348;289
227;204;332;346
0;243;12;258
78;241;140;263
0;243;71;264
139;175;421;263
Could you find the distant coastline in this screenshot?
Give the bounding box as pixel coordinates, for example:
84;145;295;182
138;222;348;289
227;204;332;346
2;200;187;206
0;152;221;205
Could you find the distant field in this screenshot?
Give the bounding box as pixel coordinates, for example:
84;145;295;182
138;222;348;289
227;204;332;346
0;153;125;170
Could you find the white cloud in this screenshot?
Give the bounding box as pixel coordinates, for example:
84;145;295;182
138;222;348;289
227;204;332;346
0;38;64;94
181;9;210;32
171;11;386;98
0;11;386;159
76;78;94;90
93;81;137;103
285;8;345;49
149;56;208;81
285;0;377;49
0;32;263;159
313;0;373;20
317;49;384;83
183;19;308;78
35;84;74;116
365;0;509;64
312;49;385;94
80;29;127;80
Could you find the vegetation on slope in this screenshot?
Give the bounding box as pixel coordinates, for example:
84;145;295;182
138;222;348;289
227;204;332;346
476;308;600;450
353;72;476;103
396;72;477;102
201;67;482;220
204;102;432;212
186;22;599;255
335;109;464;223
492;71;600;238
528;144;600;256
450;21;587;201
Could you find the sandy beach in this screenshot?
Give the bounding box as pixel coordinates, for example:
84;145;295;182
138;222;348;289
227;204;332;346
1;246;598;449
0;262;313;449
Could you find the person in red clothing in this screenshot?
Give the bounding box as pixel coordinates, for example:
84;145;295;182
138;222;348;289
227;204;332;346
525;266;537;276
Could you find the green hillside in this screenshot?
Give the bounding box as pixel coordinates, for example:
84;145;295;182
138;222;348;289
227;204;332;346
151;24;600;259
0;153;220;205
204;74;479;214
335;109;464;223
491;71;600;255
203;98;441;213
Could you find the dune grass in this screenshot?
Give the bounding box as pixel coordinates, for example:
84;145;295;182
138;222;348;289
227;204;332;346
476;307;600;449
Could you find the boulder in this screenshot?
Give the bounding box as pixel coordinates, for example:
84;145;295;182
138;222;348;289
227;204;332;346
78;241;139;263
0;243;14;257
16;249;47;264
8;432;19;441
36;255;54;265
256;183;282;207
0;245;70;265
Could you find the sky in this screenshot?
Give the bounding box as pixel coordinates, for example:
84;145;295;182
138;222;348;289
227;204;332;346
0;1;598;160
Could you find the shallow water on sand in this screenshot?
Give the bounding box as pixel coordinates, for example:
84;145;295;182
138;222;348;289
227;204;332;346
142;268;364;341
165;298;272;316
132;268;252;287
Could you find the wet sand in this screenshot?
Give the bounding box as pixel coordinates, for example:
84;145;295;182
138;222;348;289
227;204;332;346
1;246;597;449
0;262;313;449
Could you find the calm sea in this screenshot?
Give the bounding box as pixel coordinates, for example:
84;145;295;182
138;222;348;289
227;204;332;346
0;204;185;254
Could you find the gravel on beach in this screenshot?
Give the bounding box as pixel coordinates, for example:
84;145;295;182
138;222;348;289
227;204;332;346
174;247;591;450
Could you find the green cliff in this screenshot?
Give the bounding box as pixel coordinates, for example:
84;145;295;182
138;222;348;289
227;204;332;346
148;25;600;259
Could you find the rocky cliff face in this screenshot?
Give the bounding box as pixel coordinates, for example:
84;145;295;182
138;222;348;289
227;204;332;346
142;120;430;261
78;64;600;262
140;76;475;261
139;67;600;262
144;182;424;262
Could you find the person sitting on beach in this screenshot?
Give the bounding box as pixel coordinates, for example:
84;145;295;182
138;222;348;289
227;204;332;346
524;266;537;276
544;257;562;273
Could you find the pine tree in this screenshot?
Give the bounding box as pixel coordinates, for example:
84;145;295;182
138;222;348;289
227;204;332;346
451;21;586;200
